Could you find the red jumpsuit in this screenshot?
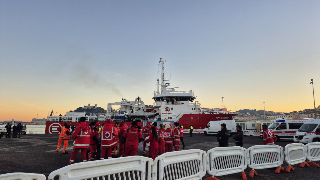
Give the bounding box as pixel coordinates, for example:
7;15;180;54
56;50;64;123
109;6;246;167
263;129;276;145
173;127;180;151
69;122;91;164
158;128;165;155
89;127;99;161
124;126;143;156
112;126;119;156
145;133;159;160
142;122;152;152
164;128;173;152
119;122;128;157
100;121;117;159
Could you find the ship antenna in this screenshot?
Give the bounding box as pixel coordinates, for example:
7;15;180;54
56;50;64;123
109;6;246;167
221;97;224;107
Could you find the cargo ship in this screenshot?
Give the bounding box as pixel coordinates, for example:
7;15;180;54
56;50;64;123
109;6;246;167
45;58;236;134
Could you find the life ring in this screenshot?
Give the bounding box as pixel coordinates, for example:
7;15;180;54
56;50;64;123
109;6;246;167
164;118;167;121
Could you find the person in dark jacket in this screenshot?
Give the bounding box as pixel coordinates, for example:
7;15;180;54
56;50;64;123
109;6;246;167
5;123;11;138
216;123;229;147
233;125;243;147
17;123;23;138
12;124;18;138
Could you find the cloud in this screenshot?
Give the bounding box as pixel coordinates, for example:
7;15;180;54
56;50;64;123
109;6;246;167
0;104;14;108
70;62;123;97
20;103;47;111
132;85;143;90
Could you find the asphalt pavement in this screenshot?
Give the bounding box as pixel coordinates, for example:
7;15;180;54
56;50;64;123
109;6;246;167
0;133;319;180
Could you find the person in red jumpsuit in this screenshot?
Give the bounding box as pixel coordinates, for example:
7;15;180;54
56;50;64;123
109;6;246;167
262;125;276;145
173;122;181;151
119;121;128;157
112;122;120;157
145;126;159;160
124;121;143;156
158;124;166;155
68;117;91;165
164;124;173;152
89;122;99;161
100;119;117;159
142;121;152;154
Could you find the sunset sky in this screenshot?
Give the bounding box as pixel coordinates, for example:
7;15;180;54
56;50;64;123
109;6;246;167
1;0;320;121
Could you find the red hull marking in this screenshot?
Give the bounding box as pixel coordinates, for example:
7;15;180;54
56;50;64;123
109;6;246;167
273;131;297;134
178;114;236;129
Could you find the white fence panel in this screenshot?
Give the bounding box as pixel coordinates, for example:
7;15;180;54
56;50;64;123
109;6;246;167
0;173;46;180
285;143;306;165
306;142;320;162
206;146;247;178
48;156;153;180
247;145;284;170
152;149;206;180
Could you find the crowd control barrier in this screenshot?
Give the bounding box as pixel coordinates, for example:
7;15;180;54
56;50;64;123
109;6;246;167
284;143;308;172
305;142;320;168
247;145;284;178
48;156;153;180
151;149;206;180
206;146;247;180
0;173;46;180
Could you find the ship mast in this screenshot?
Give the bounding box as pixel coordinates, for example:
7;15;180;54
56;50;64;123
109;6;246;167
159;58;165;93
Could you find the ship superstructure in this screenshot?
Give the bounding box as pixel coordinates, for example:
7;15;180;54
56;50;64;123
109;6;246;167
153;58;201;121
151;58;236;129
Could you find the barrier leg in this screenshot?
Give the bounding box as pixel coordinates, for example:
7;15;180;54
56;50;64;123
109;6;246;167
204;177;219;180
307;161;320;168
286;165;294;173
300;162;310;168
275;166;284;174
240;171;247;180
249;169;257;178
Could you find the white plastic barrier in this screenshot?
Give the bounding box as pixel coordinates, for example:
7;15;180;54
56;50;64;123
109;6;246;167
306;142;320;162
152;149;206;180
285;143;306;165
284;143;308;172
48;156;153;180
247;145;284;177
305;142;320;167
206;146;247;179
0;173;46;180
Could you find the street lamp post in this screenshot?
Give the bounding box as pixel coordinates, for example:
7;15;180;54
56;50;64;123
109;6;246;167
311;79;316;119
263;102;266;120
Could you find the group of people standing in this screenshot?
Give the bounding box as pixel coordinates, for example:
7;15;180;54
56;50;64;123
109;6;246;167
56;119;277;165
216;123;244;147
56;118;187;165
217;123;277;147
3;123;23;138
